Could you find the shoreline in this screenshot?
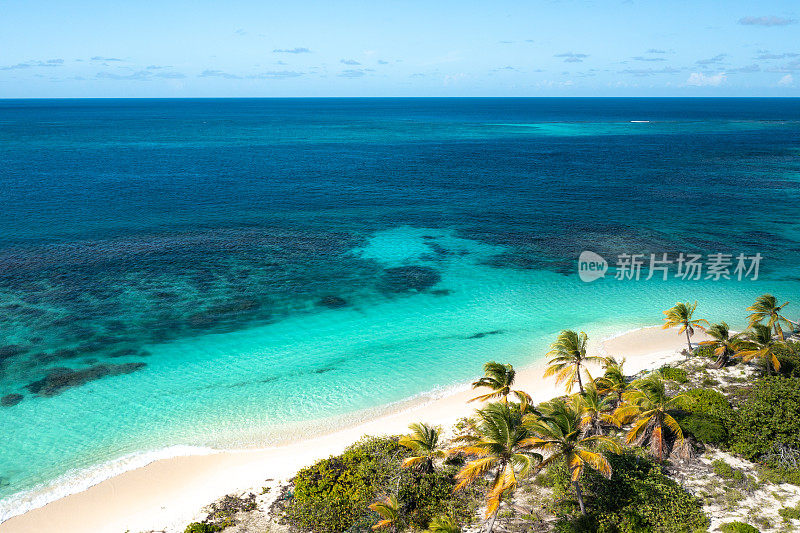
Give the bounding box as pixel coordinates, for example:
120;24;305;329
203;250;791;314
0;324;706;533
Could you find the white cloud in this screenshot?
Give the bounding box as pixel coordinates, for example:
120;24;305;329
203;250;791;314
443;73;466;85
738;16;795;27
685;72;726;86
778;74;794;86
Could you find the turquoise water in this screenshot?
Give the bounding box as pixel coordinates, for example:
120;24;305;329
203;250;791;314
1;98;799;519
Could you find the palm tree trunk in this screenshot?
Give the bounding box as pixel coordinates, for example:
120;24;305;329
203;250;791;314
712;348;729;369
769;315;783;340
576;363;584;394
573;480;586;515
485;507;500;533
684;328;693;354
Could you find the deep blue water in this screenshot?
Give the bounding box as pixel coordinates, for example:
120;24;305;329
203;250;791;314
1;97;799;517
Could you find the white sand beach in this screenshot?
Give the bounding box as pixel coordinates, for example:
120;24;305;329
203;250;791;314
0;325;707;533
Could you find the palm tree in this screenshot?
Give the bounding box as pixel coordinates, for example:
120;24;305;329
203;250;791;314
523;398;620;515
452;402;542;533
613;375;691;461
425;516;461;533
595;358;628;408
470;361;531;405
369;495;401;532
747;294;792;339
399;422;446;472
738;323;782;376
662;301;709;353
544;330;605;394
574;379;616;436
699;322;744;369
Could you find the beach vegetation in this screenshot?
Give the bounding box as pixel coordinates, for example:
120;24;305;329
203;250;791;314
550;449;708;532
399;422;446;472
657;365;688;383
674;388;732;446
545;330;605;394
775;340;800;377
699;322;744;369
183;523;223;533
728;377;800;462
283;436;404;532
451;402;542;532
738;324;783;376
573;380;616;436
424;515;461;532
524;397;620;515
369;495;402;531
595;357;628;407
283;436;476;533
613;374;691;461
470;361;531;405
662;301;708;353
778;501;800;522
718;521;759;533
747;293;792;338
711;460;746;484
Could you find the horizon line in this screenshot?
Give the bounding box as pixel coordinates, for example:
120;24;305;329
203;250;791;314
2;95;800;100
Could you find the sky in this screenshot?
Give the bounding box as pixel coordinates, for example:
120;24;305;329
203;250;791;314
1;0;799;97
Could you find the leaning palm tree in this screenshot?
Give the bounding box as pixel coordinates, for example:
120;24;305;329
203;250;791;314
523;398;620;515
452;402;542;533
544;330;605;394
425;516;461;533
662;301;709;353
595;357;628;408
699;322;744;369
399;422;446;472
738;323;782;376
369;495;402;532
747;294;792;339
574;378;617;436
613;374;692;461
470;361;531;405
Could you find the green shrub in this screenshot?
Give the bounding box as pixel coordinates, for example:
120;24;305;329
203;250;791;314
701;376;719;387
779;504;800;522
776;341;800;378
729;377;800;461
711;460;745;483
779;502;800;521
693;345;716;360
284;436;403;532
757;464;800;486
681;415;727;445
550;451;709;532
718;521;759;533
677;389;733;445
396;468;474;529
184;523;222;533
283;436;474;533
659;366;689;384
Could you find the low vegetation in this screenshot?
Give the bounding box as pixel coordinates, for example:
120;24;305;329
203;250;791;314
279;436;476;532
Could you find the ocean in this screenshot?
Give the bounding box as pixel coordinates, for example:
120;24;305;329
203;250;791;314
1;97;799;519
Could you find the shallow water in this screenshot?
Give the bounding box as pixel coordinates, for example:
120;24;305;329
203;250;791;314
1;98;799;518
